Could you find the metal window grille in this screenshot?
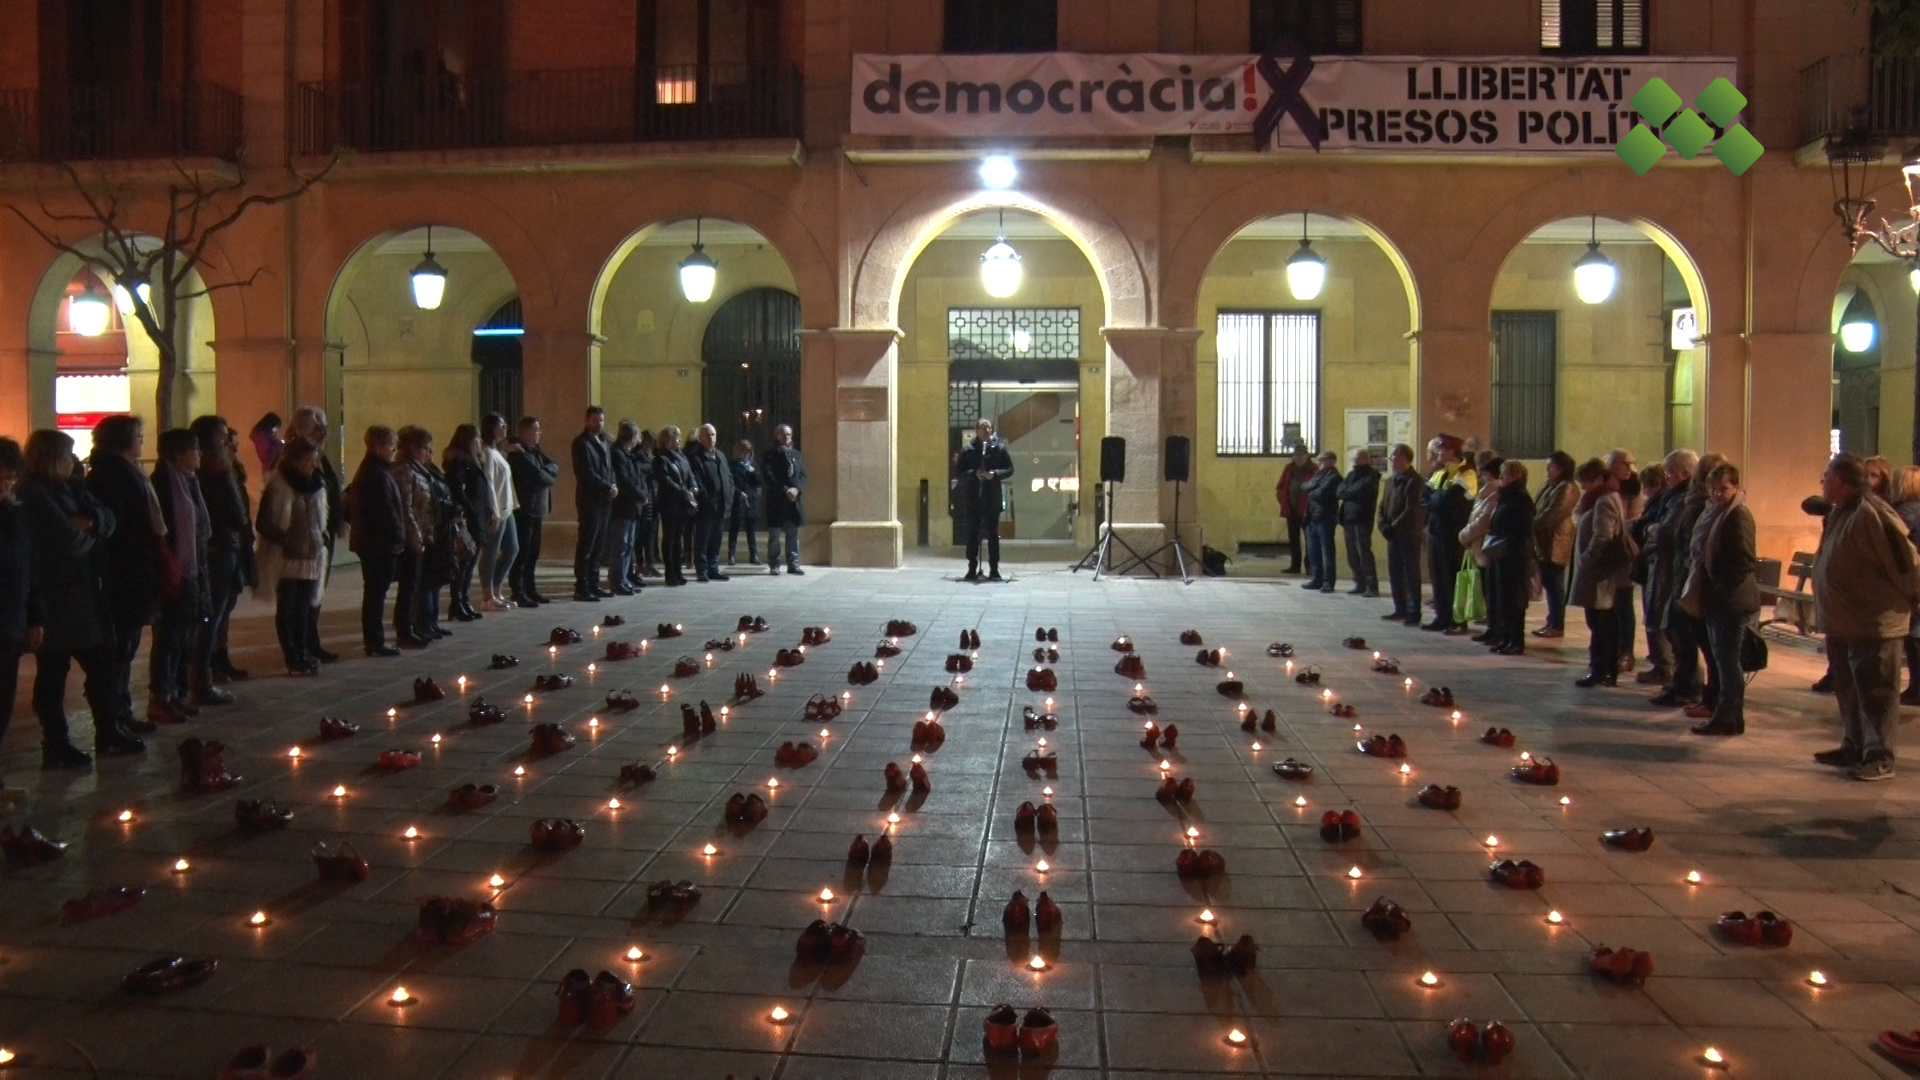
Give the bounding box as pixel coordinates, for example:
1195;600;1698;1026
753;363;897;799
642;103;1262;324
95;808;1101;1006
1216;311;1321;456
948;381;983;431
1250;0;1362;54
947;308;1081;361
1542;0;1646;53
1491;310;1558;459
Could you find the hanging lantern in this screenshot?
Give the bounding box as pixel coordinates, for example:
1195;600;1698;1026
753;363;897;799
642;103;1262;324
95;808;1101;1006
411;225;447;311
679;217;717;302
69;281;111;337
1285;212;1326;301
1840;319;1877;353
980;209;1022;298
1572;216;1616;304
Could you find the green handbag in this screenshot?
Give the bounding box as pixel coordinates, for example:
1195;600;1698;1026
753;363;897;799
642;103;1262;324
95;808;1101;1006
1453;553;1488;624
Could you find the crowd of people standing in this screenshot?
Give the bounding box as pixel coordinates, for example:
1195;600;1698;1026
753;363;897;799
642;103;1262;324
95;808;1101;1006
1279;438;1920;782
0;405;808;796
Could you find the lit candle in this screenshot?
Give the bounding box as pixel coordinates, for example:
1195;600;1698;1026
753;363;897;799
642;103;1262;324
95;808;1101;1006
666;747;677;758
1519;751;1531;762
818;728;829;739
608;798;621;810
1418;971;1439;987
1347;866;1363;879
641;640;649;650
1028;954;1046;971
1035;860;1050;873
1372;651;1380;659
592;626;600;636
1702;1047;1725;1067
1134;682;1143;694
514;765;527;776
1185;826;1199;839
1559;796;1570;806
1354;724;1362;732
0;1048;14;1065
721;706;730;717
1687;870;1702;884
1484;835;1499;848
1450;710;1462;721
524;694;534;705
661;684;670;694
457;675;468;690
954;675;965;684
1295;796;1307;807
1042;786;1053;797
1322;689;1331;700
887;812;900;824
249;911;269;926
1226;672;1235;680
549;646;557;658
1037;738;1047;748
1159;760;1171;772
1404;676;1412;687
489;874;505;888
587;663;597;673
1399;764;1411;775
1199;908;1214;923
626;946;644;961
768;777;779;789
288;746;300;759
331;785;347;798
1548;910;1564;924
702;843;717;856
1226;1029;1247;1046
911;754;922;764
769;1006;790;1022
387;708;397;719
1044;697;1054;708
403;826;419;839
1251;742;1262;751
173;858;190;873
1286;660;1295;671
1808;970;1828;987
431;734;442;745
118;809;133;822
819;888;834;902
390;986;412;1006
589;717;599;728
797;645;806;655
706;653;715;663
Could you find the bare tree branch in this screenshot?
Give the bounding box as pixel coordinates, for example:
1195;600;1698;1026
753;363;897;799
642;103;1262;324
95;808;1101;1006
173;268;264;300
186;154;339;271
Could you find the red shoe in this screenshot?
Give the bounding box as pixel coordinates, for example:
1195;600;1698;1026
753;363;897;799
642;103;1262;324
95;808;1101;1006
1191;935;1229;977
1360;896;1411;939
1878;1031;1920;1067
588;970;635;1028
1512;757;1560;785
219;1045;271;1080
1489;859;1544;889
1159;724;1179;749
1241;711;1257;733
1330;703;1357;718
1216;678;1244;698
1025;667;1058;692
1014;801;1037;834
1716;911;1763;945
984;1004;1020;1052
909;762;931;792
1417;785;1462;811
916;719;946;750
1155;777;1179;803
1034;891;1062;933
1175;778;1196;803
1227;934;1258;974
1589;944;1653;983
62;885;146;920
412;677;444;701
606;641;639;660
1128;695;1158;714
556;968;591;1026
1022;751;1058;777
1139;721;1161;748
1340;809;1362;840
1180;630;1203;645
1261;709;1277;733
1175;848;1202;878
449;783;500;809
1601;827;1655;851
847;835;870;866
1035;804;1058;833
1003;891;1031;933
550;627;582;645
1018;1008;1059;1055
1683;704;1714;720
1756;911;1794;946
1481;1022;1514;1064
1111;636;1133;652
869;833;893;864
619;763;655;785
1198;849;1227;877
318;716;358;740
1448;1019;1480;1062
1319;810;1345;842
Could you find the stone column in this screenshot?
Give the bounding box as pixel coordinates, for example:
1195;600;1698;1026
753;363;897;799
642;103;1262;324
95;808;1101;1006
1409;327;1492;447
1745;331;1834;563
1697;331;1749;465
796;328;839;564
819;327;903;568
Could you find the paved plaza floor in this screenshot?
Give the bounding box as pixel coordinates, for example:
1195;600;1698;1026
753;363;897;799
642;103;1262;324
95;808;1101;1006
1;558;1917;1078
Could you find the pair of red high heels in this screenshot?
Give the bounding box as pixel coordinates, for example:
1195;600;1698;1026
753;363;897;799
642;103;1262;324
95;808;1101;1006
1025;667;1058;692
673;657;704;677
1589;944;1655;983
930;686;961;710
1358;734;1404;757
530;723;575;754
1417;785;1462;811
317;716;358;740
413;676;446;701
1022;706;1059;729
848;661;880;685
884;618;917;637
1003;890;1062;934
724;792;769;825
1447;1019;1514;1064
1320;810;1362;841
377;748;423;770
982;1005;1057;1055
1155;776;1196;803
530;819;585;851
737;614;770;634
801;626;832;646
1361;897;1412;940
1023;751;1058;777
550;627;581;645
1511;757;1560;785
605;641;640;660
883;761;931;793
1717;910;1792;946
467;699;505;724
912;718;946;749
448;783;499;809
1175;848;1227;879
416;896;496;944
734;673;766;699
1013;801;1058;835
1140;722;1178;750
1191;934;1258;977
1114;654;1145;679
806;694;843;720
1489;859;1545;889
556;968;634;1028
235;799;294;832
946;652;975;673
1601;827;1655;851
313;841;369;882
796;918;866;961
847;833;893;867
774;741;819;767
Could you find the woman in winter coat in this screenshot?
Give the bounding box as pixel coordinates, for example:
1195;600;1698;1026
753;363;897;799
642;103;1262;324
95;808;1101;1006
606;420;646;594
1460;456;1504;639
442;424;490;622
0;437;47;792
1571;457;1630;688
19;430;142;765
728;439;760;568
634;428;660;579
1484;460;1537;655
1683;462;1758;737
255;439;330;674
347;426;407;655
1531;451;1578;638
190;416;252;700
393;426;451;643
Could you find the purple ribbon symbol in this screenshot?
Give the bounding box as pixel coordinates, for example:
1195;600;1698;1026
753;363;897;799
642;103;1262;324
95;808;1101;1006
1252;38;1327;151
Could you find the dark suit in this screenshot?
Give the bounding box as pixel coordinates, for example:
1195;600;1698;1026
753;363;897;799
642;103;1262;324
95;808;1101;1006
571;429;616;594
955;436;1014;577
651;449;698;585
762;443;807;570
507;443;560;602
686;442;735;578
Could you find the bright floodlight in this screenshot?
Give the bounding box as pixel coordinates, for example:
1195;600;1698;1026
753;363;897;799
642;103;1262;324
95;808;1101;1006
980;155;1018;189
981;238;1023;298
1286;241;1326;301
1572;243;1617;304
69;285;110;337
1840;319;1877;353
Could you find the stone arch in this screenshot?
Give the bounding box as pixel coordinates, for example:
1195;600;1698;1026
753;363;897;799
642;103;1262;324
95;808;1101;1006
850;190;1152;331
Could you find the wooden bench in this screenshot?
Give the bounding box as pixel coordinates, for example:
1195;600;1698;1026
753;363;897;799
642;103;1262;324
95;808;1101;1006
1758;551;1819;636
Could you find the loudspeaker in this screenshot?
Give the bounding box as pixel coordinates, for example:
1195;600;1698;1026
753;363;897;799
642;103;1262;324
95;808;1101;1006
1164;436;1191;483
1100;436;1127;485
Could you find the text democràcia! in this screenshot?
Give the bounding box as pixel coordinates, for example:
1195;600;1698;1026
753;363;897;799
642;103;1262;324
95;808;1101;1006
861;61;1709;146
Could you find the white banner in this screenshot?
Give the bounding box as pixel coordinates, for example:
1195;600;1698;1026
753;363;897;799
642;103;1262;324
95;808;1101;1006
852;53;1739;154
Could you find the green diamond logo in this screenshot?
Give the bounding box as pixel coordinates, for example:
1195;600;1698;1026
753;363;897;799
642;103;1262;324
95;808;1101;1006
1694;78;1747;128
1631;78;1683;127
1712;123;1764;175
1662;109;1715;159
1615;124;1668;174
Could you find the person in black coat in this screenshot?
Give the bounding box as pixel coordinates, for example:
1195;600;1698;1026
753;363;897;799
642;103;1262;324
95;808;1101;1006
1377;444;1427;625
148;428;212;725
506;416;560;606
190;416;250;703
1302;451;1342;593
20;430;143;767
570;406;617;601
443;424;491;622
634;430;660;578
727;439;760;568
347;425;406;656
1337;449;1381;597
955;418;1014;581
0;437;49;791
606;420;647;595
651;426;699;587
686;423;735;582
763;423;807;575
1484;460;1538;655
84;414;163;737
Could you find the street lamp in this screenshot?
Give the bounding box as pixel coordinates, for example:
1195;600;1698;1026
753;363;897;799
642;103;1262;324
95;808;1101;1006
980;208;1022;298
679;217;717;302
69;280;110;336
1572;216;1617;304
1286;212;1326;301
411;225;447;311
1824;123;1920;462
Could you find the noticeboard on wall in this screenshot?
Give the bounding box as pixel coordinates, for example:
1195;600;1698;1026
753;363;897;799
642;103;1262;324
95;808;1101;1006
1344;408;1411;464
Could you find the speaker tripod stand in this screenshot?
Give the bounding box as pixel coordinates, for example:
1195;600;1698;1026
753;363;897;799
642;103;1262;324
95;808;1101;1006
1070;478;1156;580
1117;476;1195;584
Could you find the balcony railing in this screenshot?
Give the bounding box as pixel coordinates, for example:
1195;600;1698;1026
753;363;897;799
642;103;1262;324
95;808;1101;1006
296;63;802;155
1801;53;1920;144
0;83;243;163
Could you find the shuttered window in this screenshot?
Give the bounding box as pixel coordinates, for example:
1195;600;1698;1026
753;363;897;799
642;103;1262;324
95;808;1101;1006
1491;311;1558;459
944;0;1057;53
1250;0;1363;54
1217;311;1321;456
1542;0;1647;54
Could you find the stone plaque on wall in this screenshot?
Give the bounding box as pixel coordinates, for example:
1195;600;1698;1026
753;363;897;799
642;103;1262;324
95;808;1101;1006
838;387;888;422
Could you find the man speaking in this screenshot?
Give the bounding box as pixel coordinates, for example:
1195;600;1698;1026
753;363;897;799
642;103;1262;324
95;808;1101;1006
954;418;1014;582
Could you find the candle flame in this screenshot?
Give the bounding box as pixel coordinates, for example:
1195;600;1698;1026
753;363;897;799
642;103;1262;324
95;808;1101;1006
1042;786;1053;796
1484;835;1499;847
288;746;301;758
1559;796;1570;805
769;1005;789;1022
1419;971;1438;986
332;785;347;797
489;874;505;888
404;826;418;839
887;812;900;824
118;809;133;822
1295;796;1307;806
1251;742;1262;750
390;986;411;1004
1029;954;1046;970
1687;870;1702;884
249;911;268;926
1347;866;1363;879
703;843;717;856
173;858;190;872
819;888;834;901
626;946;643;961
1703;1047;1724;1065
768;777;779;788
608;798;621;809
431;734;442;744
1809;970;1828;986
1036;860;1050;873
514;765;527;775
1199;908;1213;922
1226;1029;1247;1045
1185;826;1199;838
1548;910;1564;924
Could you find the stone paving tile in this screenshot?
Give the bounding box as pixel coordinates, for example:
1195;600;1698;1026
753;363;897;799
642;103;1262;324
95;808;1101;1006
2;562;1917;1076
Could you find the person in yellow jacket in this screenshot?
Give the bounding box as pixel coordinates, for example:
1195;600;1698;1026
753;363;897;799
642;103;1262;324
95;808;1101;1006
1421;435;1479;632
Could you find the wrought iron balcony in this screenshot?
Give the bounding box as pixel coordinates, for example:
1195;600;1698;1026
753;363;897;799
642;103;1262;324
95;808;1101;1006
0;83;243;164
1802;53;1920;145
296;63;802;155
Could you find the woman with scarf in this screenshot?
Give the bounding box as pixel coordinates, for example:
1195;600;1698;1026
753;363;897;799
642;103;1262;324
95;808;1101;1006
634;428;660;579
1571;458;1631;688
442;424;490;622
1531;452;1578;638
255;439;330;674
149;428;213;723
1460;456;1504;642
1681;462;1758;736
189;416;251;702
285;407;343;663
19;430;143;765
